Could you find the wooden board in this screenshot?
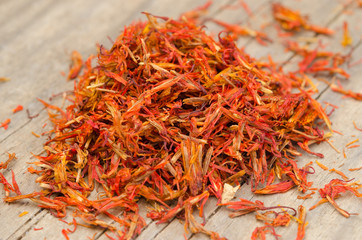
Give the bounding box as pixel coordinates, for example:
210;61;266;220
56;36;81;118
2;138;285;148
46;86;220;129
0;0;361;239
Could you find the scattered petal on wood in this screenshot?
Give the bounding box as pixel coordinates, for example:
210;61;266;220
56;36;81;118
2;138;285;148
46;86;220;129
12;105;24;113
67;51;83;80
272;3;334;35
317;179;362;218
0;77;10;82
296;205;307;240
2;3;354;239
0;119;11;130
341;21;352;47
331;84;362;101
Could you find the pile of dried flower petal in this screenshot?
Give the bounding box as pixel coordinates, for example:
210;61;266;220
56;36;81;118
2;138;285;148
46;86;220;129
4;13;336;239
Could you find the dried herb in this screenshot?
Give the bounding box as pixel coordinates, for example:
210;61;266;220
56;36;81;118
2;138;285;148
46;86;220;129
212;19;269;42
251;225;280;240
255;211;291;227
239;0;252;17
26;109;40;119
285;41;349;78
2;9;345;240
0;154;20;197
315;160;328;171
353;121;362;131
67;51;83;80
296;205;307;240
0;77;10;82
19;211;29;217
0;153;16;170
272;3;334;35
346;139;359;147
329;168;349;181
0;118;11;130
341;21;352;47
12;105;24;113
297;191;315;200
317;179;362;218
331;84;362;100
221;198;296;218
348;167;362;171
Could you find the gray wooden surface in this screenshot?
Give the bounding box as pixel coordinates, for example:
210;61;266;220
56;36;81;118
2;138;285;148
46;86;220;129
0;0;361;239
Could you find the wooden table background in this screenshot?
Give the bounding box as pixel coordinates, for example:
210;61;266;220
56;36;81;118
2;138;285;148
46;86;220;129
0;0;361;239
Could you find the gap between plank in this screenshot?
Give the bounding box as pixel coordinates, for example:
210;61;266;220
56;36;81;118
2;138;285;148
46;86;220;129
7;209;45;240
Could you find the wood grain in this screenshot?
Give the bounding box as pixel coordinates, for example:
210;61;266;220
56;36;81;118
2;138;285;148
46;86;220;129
0;0;361;239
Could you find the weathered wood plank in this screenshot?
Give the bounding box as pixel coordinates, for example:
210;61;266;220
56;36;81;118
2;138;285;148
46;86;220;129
1;0;152;239
0;0;361;240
